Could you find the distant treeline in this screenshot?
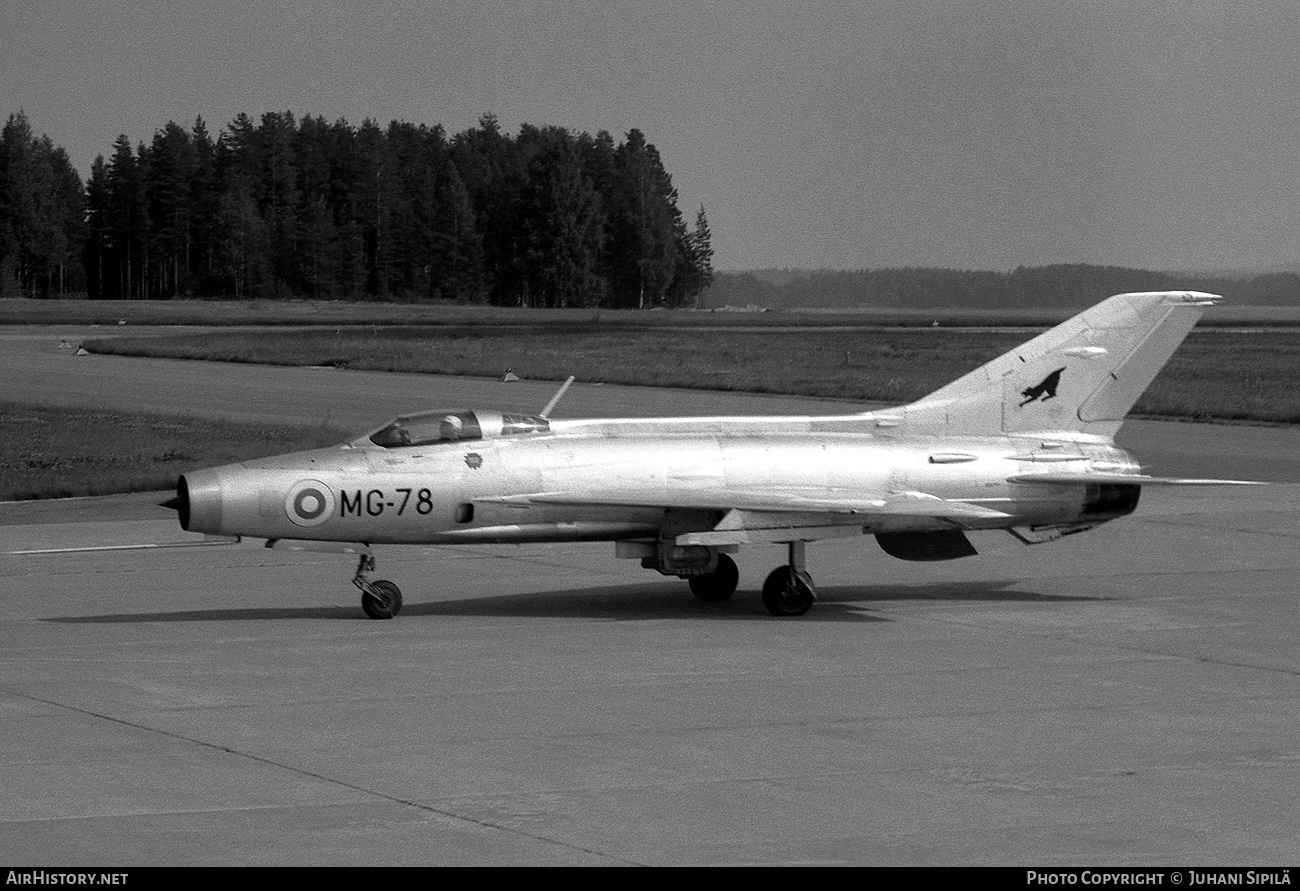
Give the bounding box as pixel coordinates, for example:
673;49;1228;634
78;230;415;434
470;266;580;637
706;265;1300;309
0;111;713;308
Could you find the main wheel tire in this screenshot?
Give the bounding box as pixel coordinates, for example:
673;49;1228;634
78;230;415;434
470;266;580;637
362;579;403;619
689;553;739;602
761;566;815;616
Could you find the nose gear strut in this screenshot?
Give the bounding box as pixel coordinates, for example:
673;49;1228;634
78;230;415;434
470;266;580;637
352;553;403;619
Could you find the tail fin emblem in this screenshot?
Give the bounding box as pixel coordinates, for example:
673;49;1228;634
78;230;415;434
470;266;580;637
1019;367;1066;407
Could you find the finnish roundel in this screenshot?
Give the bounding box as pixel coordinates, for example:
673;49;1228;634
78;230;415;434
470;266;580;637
285;479;335;527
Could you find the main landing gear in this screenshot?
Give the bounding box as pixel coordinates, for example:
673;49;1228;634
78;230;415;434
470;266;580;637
688;553;739;602
353;553;403;620
680;543;817;616
761;541;816;617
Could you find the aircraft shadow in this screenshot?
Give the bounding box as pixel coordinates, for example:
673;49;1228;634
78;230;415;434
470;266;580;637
821;579;1106;604
46;605;360;624
401;584;887;622
44;577;1097;625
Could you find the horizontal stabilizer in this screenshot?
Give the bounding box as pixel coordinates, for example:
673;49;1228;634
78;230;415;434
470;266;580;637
1007;472;1265;486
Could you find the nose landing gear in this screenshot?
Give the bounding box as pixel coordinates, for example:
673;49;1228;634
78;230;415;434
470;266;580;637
352;553;403;619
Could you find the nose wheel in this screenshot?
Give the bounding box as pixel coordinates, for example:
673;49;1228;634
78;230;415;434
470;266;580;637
353;554;402;619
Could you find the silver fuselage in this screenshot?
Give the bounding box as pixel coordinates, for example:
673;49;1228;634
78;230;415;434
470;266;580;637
177;413;1141;545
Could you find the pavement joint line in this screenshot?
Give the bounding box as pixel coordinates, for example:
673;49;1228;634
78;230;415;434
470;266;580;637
0;685;646;866
19;671;1285;745
904;613;1300;680
1138;519;1300;541
1028;565;1297;583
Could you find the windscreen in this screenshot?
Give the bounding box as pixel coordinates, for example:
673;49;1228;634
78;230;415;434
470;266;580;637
369;410;483;448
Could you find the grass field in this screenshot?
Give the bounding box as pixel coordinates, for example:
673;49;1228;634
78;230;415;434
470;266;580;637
0;403;343;501
5;296;1300;329
84;326;1300;425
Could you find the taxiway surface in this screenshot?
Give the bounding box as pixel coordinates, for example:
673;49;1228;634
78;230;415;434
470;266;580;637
1;328;1298;865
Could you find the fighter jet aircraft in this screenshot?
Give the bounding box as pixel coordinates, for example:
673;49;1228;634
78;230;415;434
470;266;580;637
164;290;1254;619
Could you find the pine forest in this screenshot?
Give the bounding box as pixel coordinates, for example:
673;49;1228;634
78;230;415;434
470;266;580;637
0;111;715;308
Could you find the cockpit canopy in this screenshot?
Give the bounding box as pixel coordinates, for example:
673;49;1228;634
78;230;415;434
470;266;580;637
365;409;550;449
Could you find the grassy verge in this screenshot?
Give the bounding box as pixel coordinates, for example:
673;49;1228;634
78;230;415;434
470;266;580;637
5;296;1300;328
85;327;1300;425
0;403;344;501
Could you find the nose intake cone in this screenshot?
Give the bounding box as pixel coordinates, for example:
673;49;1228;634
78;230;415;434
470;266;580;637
161;476;191;529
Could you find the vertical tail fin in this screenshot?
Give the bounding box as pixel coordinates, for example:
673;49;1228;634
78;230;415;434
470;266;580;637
892;291;1221;438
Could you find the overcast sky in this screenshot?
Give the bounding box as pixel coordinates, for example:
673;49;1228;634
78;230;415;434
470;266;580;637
4;0;1298;272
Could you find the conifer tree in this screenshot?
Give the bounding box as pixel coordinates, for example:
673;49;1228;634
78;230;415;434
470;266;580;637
106;135;147;299
0;113;85;297
429;162;486;301
83;156;110;299
518;127;606;307
608;129;681;308
148;121;197;297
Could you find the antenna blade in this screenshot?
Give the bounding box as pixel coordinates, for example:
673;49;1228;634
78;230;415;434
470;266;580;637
540;375;575;418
